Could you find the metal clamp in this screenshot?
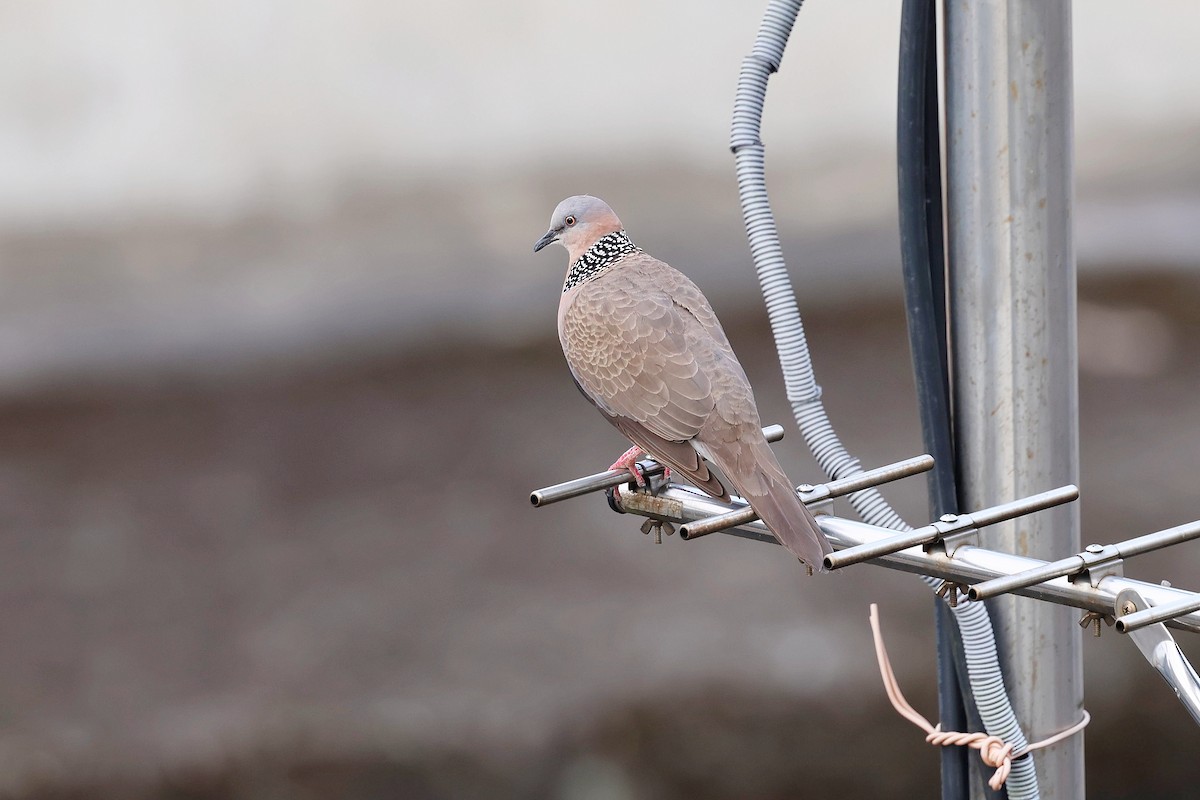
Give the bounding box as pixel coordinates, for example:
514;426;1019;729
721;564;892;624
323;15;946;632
969;519;1200;602
969;543;1121;602
1115;588;1200;726
824;485;1079;571
1116;592;1200;635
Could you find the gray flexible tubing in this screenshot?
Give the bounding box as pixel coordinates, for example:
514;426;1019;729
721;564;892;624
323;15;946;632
729;2;1038;796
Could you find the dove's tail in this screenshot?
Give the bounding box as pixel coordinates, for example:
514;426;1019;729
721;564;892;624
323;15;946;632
708;433;832;570
696;427;834;570
742;470;833;571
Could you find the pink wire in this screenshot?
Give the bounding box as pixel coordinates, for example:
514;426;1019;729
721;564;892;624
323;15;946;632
869;603;1090;790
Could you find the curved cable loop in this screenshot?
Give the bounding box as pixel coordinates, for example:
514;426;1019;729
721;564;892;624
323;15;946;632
870;605;1090;791
730;1;1044;797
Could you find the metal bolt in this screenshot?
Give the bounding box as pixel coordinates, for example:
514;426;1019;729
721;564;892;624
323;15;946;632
1120;601;1137;616
1162;579;1173;588
937;580;965;608
1085;544;1103;554
798;484;816;494
1078;611;1113;637
638;520;675;545
940;513;959;523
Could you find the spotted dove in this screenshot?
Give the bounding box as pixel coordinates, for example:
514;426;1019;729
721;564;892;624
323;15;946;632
534;195;833;570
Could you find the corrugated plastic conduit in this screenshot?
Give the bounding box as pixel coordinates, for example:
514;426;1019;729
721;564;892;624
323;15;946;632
728;2;1038;796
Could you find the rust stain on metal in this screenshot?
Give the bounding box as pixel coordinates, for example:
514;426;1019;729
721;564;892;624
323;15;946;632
619;491;684;521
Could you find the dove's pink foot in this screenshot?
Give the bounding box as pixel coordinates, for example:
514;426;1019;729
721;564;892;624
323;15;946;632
608;447;672;503
609;446;647;488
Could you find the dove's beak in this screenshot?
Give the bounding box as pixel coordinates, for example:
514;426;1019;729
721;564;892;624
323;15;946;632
533;228;559;253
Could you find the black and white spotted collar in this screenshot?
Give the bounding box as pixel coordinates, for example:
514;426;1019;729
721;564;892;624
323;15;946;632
563;230;641;292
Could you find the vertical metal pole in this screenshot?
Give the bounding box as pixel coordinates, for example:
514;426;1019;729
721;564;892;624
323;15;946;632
944;2;1083;799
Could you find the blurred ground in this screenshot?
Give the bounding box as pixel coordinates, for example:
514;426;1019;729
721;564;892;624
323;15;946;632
0;264;1197;798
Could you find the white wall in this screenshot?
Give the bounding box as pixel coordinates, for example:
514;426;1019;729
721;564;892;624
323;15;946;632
1;0;1196;230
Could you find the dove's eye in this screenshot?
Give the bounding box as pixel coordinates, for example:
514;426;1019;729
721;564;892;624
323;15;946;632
565;215;576;226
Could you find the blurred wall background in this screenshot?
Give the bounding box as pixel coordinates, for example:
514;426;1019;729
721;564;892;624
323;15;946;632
0;1;1198;798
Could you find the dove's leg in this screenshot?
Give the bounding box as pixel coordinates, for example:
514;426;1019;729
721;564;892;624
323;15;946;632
608;447;672;504
609;446;647;487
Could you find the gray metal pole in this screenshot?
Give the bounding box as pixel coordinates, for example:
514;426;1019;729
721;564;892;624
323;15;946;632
944;1;1083;798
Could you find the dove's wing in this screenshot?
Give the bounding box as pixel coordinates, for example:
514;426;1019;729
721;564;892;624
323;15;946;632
559;255;729;499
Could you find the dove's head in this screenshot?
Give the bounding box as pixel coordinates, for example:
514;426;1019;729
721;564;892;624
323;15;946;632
533;195;623;263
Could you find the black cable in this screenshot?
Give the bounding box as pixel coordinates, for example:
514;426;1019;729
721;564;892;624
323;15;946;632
897;2;1004;798
898;8;953;511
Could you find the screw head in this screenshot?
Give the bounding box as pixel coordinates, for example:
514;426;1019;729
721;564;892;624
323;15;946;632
940;513;959;523
1120;601;1137;616
1085;544;1104;554
798;484;815;494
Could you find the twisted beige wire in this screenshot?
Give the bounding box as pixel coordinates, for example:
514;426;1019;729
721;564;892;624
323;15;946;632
869;603;1090;791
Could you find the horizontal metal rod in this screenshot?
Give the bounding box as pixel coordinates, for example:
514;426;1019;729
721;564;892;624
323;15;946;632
970;519;1200;601
969;552;1091;601
530;424;785;507
824;485;1079;570
823;523;942;571
812;454;935;498
677;454;934;540
964;485;1080;528
1114;519;1200;559
611;484;1200;634
676;504;757;541
1117;594;1200;634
